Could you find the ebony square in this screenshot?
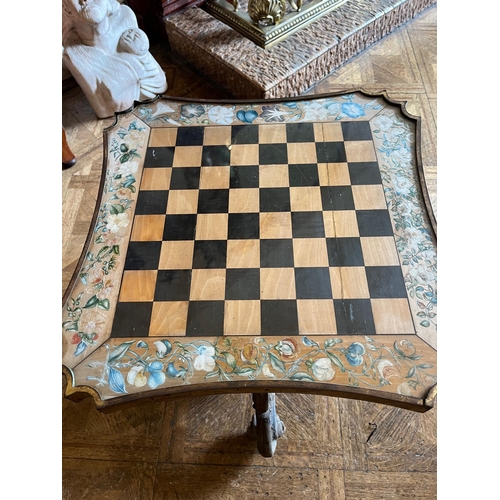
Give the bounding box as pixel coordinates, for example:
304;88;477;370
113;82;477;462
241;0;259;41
259;143;288;164
198;189;229;213
365;266;408;298
135;190;169;215
288;164;320;186
334;299;376;335
356;210;394;236
286;123;315;143
326;237;364;267
315;142;347;163
230;166;259;188
163;214;197;240
260;188;290;212
154;270;192;301
225;268;260;300
320;186;355;210
170;167;200;190
260;239;294;268
186;301;225;336
228;213;260;239
175;126;204;146
202;145;231;166
124;241;161;270
294;267;333;299
348;162;382;185
341;121;373;141
291;212;325;238
261;300;299;335
192;240;227;268
231;125;259;144
111;302;153;337
144;147;174;167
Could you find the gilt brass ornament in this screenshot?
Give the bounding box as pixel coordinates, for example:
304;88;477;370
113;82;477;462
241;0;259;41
204;0;348;48
248;0;287;26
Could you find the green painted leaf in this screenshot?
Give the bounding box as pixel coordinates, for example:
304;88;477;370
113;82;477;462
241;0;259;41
97;299;110;311
97;246;112;259
327;352;346;372
204;370;219;379
235;367;255;376
112;245;120;255
406;354;422;361
417;364;434;369
406;366;416;378
420;320;430;327
83;295;99;309
290;372;314;381
268;352;286;373
109;204;125;215
393;341;406;358
108;341;134;364
63;321;79;332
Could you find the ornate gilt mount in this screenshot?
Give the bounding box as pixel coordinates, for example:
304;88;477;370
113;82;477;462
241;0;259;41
204;0;348;48
248;0;287;26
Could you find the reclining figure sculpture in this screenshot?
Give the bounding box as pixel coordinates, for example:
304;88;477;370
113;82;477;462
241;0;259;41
62;0;168;119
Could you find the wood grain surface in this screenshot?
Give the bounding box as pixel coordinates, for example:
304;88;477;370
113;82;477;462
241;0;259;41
62;5;437;498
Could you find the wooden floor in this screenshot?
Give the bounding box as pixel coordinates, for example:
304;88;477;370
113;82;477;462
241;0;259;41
62;5;437;499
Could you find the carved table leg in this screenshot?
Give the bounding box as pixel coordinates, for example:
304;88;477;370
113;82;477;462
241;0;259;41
248;393;286;457
62;127;76;169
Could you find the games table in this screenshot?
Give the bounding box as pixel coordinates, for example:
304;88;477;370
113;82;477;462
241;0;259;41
62;91;437;457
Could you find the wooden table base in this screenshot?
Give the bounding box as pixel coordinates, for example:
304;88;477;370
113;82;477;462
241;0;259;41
249;393;286;457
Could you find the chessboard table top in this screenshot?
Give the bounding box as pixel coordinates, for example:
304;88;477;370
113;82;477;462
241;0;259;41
62;91;437;412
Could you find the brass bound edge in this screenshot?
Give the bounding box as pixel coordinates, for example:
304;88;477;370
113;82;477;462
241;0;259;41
204;0;349;48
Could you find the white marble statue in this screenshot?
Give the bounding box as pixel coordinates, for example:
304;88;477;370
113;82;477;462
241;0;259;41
62;0;167;119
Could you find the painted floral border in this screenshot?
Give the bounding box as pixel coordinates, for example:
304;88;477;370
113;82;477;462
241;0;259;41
63;116;150;363
79;335;435;399
371;110;437;347
134;93;385;126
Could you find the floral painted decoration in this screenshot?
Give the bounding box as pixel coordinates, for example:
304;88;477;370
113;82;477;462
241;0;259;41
84;336;436;398
63;119;147;358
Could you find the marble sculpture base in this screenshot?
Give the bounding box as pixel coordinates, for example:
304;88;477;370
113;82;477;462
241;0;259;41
164;0;436;99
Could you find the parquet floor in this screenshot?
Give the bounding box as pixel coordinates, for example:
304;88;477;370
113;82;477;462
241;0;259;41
62;5;437;499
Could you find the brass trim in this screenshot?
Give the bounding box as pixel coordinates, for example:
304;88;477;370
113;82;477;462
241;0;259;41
204;0;349;49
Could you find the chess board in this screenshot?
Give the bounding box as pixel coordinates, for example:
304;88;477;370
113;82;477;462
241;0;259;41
62;92;437;410
111;120;415;339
